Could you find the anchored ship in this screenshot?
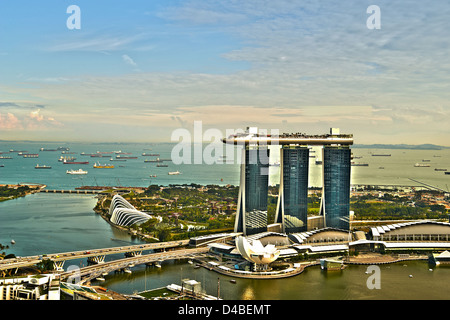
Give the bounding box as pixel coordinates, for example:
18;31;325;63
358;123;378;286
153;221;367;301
93;162;114;168
35;164;52;169
67;169;88;175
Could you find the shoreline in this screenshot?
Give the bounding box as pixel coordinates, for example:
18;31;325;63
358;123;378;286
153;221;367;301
197;254;430;280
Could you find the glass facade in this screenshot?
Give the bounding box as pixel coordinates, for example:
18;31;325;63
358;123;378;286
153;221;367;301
276;146;309;233
320;146;351;230
235;146;270;235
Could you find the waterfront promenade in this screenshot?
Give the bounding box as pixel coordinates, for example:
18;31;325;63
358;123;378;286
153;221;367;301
194;253;430;280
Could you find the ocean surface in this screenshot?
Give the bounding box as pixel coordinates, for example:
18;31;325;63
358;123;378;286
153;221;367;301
1;141;450;191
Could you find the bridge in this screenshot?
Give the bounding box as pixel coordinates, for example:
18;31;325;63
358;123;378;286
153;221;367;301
39;189;101;194
0;240;190;273
61;247;209;285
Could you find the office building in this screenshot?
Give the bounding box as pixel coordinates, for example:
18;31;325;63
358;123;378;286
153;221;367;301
319;145;351;230
275;145;309;233
235;145;270;235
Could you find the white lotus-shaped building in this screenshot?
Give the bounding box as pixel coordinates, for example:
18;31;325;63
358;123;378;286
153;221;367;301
235;236;280;270
109;195;152;227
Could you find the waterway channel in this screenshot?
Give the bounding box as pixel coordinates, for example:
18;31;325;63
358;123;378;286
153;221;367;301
1;193;450;300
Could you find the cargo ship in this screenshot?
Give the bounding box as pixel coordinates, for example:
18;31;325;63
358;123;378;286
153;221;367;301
142;153;160;156
116;155;138;159
156;164;168;167
145;158;163;163
414;163;430;167
35;164;52;169
168;171;181;175
59;156;76;162
22;154;39;158
93;162;114;168
66;169;88;175
63;160;89;164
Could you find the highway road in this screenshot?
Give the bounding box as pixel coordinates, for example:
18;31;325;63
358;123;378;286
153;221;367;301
0;240;190;271
60;246;209;284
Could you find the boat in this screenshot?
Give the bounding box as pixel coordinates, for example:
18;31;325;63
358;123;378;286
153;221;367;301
168;171;181;175
445;172;450;175
40;147;56;151
0;156;12;159
149;174;157;178
93;162;114;168
230;280;236;284
320;258;345;271
144;158;163;163
66;169;88;175
59;156;76;162
110;158;126;161
11;240;15;244
35;164;52;169
95;277;105;281
414;163;430;167
142;153;160;156
156;164;168;167
64;160;89;164
435;168;447;171
22;154;39;158
422;159;430;162
351;162;369;166
372;154;391;156
124;268;132;274
116;156;138;159
378;167;385;169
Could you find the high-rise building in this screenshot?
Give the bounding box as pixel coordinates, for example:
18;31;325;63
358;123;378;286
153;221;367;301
235;145;270;235
224;127;353;235
275;145;309;233
319;146;351;230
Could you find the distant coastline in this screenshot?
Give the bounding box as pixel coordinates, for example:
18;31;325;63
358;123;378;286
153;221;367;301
353;143;449;150
1;140;449;150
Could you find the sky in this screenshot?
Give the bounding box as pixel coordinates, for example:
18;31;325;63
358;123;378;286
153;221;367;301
0;0;449;145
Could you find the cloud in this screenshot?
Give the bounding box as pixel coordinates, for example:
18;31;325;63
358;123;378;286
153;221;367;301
0;109;62;131
0;113;22;130
122;54;138;67
0;102;45;109
47;33;147;53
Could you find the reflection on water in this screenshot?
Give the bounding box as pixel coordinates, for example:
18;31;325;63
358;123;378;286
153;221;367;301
97;260;450;300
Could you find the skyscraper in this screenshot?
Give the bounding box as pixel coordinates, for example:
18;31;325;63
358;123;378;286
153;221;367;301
224;127;353;235
235;145;270;235
275;145;309;233
319;145;351;230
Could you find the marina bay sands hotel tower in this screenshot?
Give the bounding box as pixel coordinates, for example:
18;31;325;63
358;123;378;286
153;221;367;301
223;127;353;236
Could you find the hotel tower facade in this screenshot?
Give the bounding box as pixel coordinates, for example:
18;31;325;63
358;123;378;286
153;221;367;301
224;127;353;235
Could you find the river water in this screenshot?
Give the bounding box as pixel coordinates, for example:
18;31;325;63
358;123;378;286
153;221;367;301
1;193;450;300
